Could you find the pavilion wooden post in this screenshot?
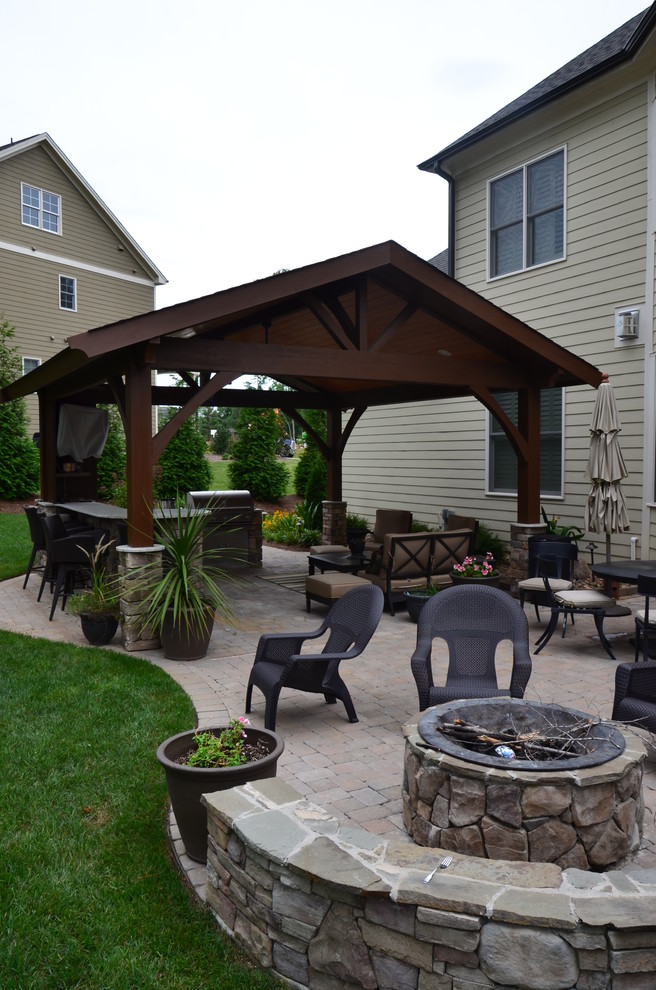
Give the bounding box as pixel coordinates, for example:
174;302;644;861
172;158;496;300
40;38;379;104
326;408;343;501
124;354;155;546
516;386;541;524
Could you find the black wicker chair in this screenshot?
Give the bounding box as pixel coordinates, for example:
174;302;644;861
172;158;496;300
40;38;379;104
613;660;656;734
37;514;105;620
245;584;384;731
410;584;532;710
23;505;47;590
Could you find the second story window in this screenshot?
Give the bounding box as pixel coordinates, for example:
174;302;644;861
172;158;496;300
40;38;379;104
22;356;41;376
489;149;565;278
21;183;61;234
59;275;77;311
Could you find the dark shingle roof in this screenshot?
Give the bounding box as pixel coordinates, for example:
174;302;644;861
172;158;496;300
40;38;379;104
428;249;450;274
419;5;656;173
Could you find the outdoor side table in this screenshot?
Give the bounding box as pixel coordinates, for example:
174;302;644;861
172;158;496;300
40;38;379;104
307;552;370;576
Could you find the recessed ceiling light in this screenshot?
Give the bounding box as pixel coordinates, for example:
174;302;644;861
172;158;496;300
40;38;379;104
438;349;451;357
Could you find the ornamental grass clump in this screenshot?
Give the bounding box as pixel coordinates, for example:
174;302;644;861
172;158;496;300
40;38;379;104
66;535;120;619
452;552;498;579
185;717;266;768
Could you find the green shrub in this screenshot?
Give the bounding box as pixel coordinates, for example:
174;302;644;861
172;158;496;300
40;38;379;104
262;508;320;547
157;412;211;500
304;458;326;506
346;513;370;531
96;405;125;500
0;317;39;499
411;520;438;532
228;407;288;500
475;521;507;563
211;419;232;456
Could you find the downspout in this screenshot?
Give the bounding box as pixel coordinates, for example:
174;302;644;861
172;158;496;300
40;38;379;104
433;162;455;277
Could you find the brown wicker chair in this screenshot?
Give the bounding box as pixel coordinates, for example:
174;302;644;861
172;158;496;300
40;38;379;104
410;584;532;710
245;585;384;730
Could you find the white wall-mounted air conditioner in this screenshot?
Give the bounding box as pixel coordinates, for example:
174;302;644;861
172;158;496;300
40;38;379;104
615;308;640;340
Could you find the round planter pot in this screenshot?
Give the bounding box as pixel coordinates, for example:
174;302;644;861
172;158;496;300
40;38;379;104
80;612;119;646
403;590;434;623
157;726;285;863
450;574;501;589
347;528;369;555
160;609;214;661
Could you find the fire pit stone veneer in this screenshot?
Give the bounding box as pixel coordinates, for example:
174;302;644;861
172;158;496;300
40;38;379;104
403;699;646;870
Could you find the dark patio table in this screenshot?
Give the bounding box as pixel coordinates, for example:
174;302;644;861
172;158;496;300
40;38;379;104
591;559;656;585
307;551;370;576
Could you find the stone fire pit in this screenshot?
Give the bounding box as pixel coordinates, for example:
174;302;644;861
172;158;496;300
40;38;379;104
403;698;646;870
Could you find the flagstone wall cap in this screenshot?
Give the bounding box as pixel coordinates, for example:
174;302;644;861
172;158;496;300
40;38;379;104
204;778;656;927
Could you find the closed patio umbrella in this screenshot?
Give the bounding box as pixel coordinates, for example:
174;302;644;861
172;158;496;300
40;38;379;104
584;373;629;561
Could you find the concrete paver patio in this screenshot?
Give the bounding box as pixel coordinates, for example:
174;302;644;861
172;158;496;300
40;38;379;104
2;544;655;894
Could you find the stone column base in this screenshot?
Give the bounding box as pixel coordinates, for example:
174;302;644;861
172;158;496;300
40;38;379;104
508;522;547;592
322;501;347;546
117;544;163;651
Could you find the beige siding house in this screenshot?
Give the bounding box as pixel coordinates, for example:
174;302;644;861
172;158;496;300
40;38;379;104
344;5;656;559
0;133;165;432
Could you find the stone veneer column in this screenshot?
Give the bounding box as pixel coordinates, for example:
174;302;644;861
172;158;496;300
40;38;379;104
507;522;546;592
321;501;347;546
117;544;163;652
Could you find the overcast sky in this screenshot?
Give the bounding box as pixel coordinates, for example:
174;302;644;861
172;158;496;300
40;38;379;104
3;1;649;308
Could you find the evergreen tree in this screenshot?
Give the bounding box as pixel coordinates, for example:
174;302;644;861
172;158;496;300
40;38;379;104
96;405;126;500
0;317;40;499
228;407;288;499
157;410;211;500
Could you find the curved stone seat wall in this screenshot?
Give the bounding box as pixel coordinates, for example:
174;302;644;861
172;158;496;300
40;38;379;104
203;778;656;990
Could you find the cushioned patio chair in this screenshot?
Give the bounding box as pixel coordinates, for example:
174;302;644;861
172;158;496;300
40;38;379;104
532;546;623;661
410;583;532;710
518;538;574;622
364;508;413;553
245;584;384;730
613;660;656;734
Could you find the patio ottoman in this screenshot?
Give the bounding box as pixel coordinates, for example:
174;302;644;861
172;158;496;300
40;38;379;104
305;572;370;612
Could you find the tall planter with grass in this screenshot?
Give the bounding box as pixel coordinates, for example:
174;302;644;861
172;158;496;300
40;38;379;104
66;536;121;645
141;502;235;661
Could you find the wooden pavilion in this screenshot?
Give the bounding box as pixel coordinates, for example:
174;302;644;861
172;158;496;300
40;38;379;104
0;241;602;546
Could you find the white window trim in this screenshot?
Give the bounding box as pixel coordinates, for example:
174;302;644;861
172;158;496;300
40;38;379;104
21;182;62;236
59;274;77;312
484;389;565;498
486;146;567;281
22;356;41;376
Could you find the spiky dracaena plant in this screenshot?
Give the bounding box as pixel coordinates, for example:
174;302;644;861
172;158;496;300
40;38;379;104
141;501;236;639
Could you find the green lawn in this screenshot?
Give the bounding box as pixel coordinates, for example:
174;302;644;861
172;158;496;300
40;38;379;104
0;631;283;990
0;513;31;581
208;458;296;496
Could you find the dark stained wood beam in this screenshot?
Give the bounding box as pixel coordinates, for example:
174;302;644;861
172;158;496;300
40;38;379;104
152;372;234;462
153;339;530;390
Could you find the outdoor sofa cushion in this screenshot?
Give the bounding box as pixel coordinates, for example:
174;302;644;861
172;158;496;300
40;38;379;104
364;509;413;552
